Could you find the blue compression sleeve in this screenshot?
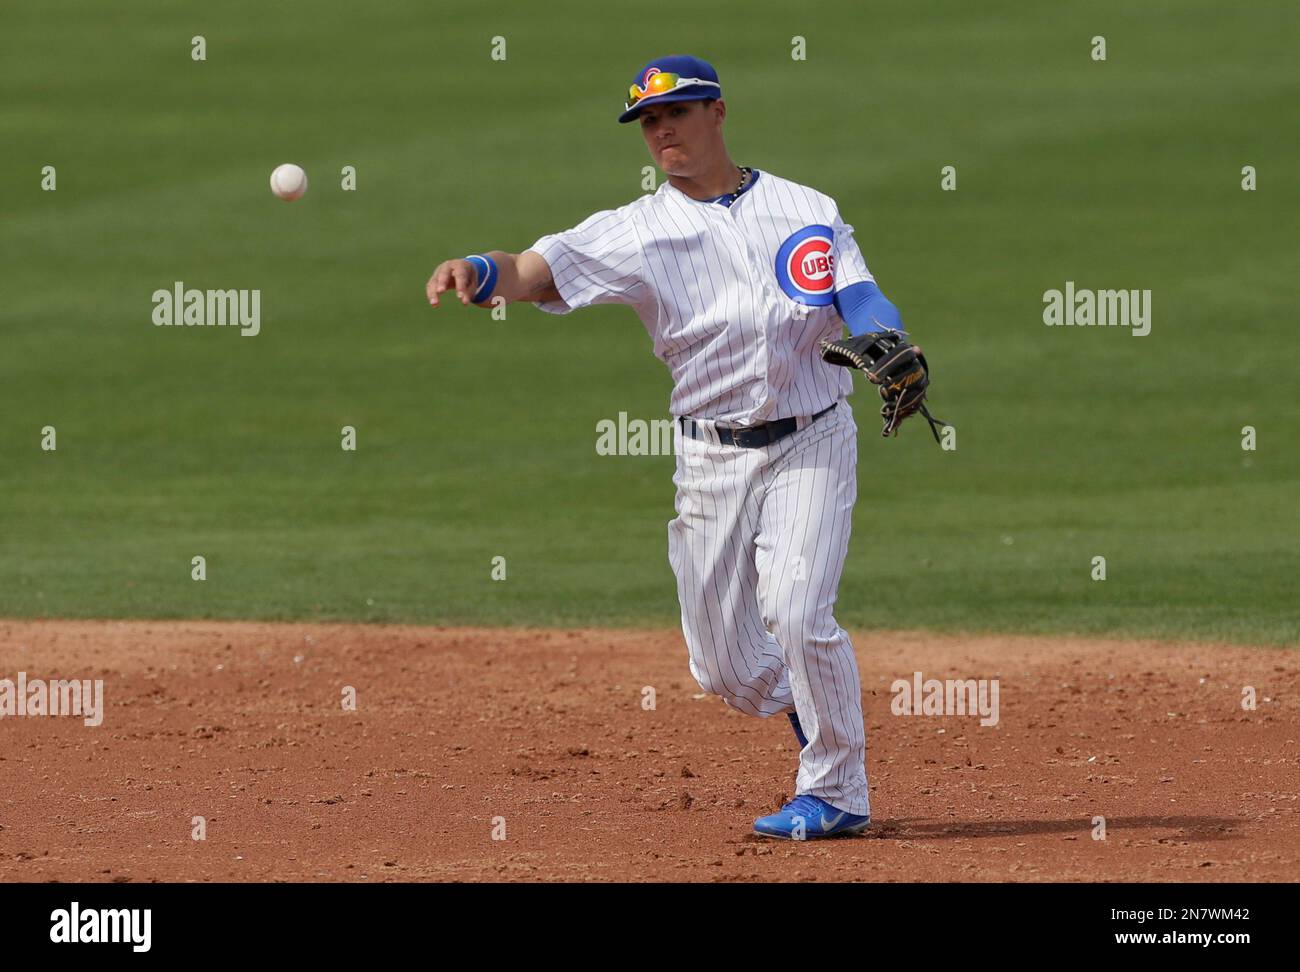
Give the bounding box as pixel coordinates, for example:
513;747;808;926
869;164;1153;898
833;281;905;336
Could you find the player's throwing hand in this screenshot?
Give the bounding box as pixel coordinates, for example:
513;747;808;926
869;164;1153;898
426;259;478;306
425;251;560;308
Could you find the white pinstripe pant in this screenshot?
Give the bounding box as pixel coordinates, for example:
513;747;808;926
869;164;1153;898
667;400;869;816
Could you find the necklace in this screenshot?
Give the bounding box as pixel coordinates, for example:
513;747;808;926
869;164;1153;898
712;166;752;206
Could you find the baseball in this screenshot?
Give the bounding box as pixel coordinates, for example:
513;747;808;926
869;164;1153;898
269;163;308;201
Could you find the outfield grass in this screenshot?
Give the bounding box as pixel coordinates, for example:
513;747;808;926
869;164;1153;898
2;1;1297;644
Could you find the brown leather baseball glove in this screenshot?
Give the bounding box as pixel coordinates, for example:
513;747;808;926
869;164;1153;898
818;329;949;443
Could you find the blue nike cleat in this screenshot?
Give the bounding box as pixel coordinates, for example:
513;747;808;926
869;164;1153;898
753;794;870;840
788;712;809;748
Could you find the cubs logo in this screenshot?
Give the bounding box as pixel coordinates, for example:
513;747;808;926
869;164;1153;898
774;225;836;306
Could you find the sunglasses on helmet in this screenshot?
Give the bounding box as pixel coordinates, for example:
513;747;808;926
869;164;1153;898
625;72;721;111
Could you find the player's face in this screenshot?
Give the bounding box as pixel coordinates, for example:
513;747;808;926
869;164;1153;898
638;100;725;176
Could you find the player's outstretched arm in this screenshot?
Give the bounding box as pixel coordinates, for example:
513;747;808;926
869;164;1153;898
426;251;560;308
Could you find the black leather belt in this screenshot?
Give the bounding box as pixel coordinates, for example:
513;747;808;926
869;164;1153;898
679;402;836;449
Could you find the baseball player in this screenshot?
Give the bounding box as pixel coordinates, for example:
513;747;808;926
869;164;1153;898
426;55;944;839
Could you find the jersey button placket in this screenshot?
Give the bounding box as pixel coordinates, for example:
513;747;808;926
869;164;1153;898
711;207;766;418
731;214;780;418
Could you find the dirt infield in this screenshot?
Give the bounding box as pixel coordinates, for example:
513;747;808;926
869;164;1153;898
0;620;1296;882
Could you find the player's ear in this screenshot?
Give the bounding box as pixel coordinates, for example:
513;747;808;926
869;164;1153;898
711;98;726;125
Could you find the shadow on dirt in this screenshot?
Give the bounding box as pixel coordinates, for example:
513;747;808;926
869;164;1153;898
865;817;1243;841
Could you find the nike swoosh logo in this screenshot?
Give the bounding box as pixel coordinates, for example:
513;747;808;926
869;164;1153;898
820;812;846;831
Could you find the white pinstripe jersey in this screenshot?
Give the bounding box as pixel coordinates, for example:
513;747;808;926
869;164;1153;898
528;170;876;425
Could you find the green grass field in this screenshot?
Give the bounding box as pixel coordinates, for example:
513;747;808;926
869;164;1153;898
2;0;1297;644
